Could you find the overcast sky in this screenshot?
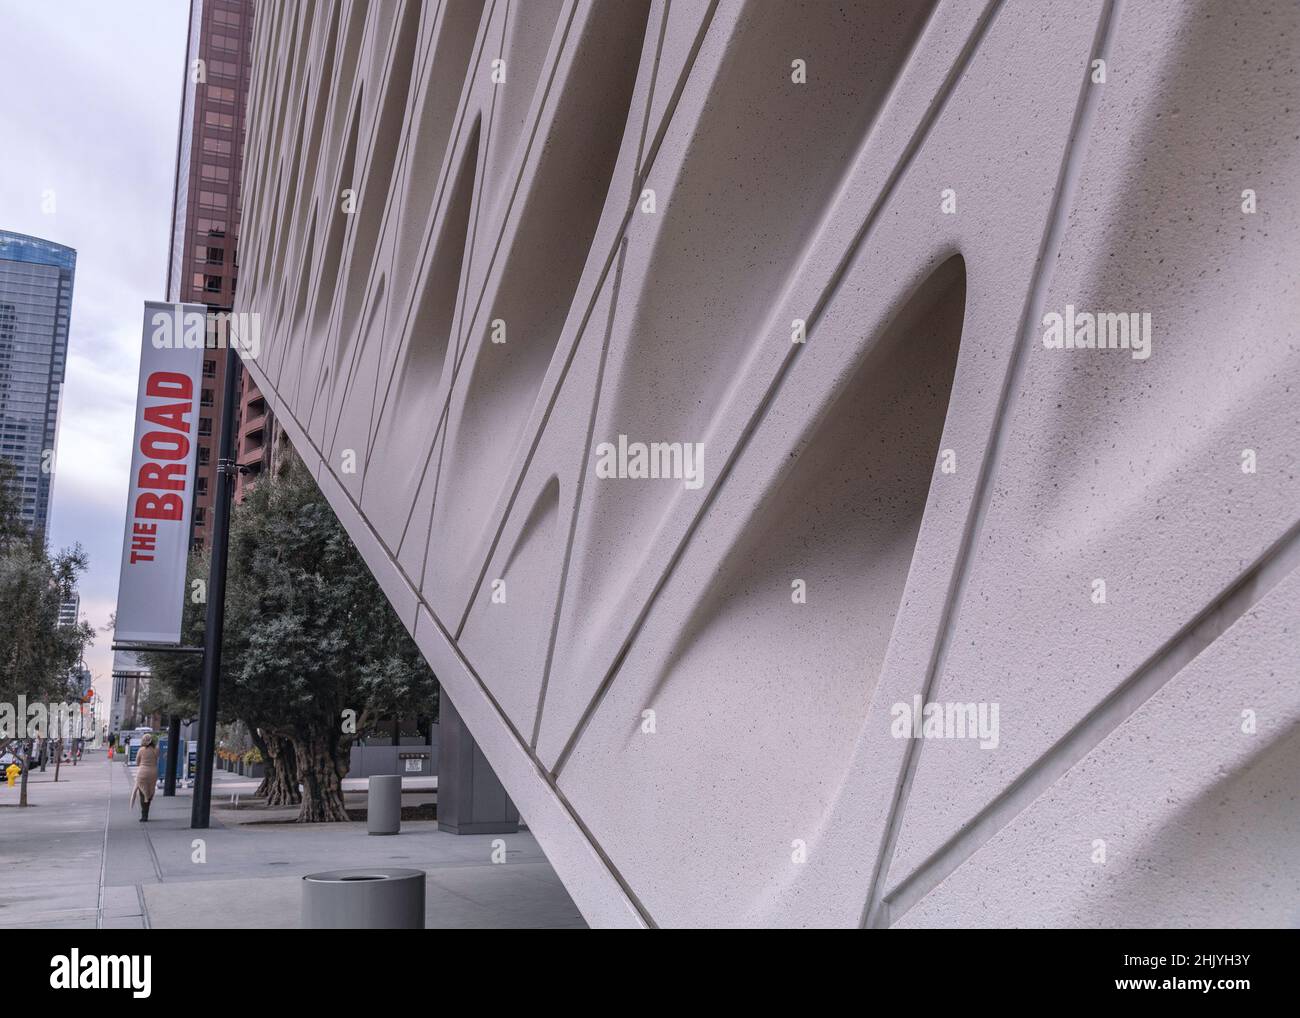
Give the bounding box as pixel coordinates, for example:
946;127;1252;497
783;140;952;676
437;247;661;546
0;1;191;699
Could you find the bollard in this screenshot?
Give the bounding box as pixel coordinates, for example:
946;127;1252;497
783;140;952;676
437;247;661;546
367;774;402;835
302;869;425;928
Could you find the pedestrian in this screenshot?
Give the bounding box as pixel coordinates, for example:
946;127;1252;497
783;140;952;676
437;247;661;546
129;734;159;822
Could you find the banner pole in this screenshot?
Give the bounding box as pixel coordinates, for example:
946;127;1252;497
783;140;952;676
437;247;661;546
163;713;182;797
191;339;240;829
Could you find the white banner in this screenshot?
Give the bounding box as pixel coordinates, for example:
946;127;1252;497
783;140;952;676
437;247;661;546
113;302;207;645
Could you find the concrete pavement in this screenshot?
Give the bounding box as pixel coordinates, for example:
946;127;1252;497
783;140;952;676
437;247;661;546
0;753;107;928
0;750;585;929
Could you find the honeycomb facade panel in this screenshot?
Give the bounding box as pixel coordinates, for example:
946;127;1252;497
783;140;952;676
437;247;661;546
236;0;1300;927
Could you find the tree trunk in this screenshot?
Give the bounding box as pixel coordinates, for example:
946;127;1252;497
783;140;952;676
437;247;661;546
263;734;300;807
249;728;271;798
294;730;349;823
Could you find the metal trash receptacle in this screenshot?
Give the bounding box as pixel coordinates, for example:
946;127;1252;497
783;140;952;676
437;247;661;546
367;774;402;835
302;868;425;928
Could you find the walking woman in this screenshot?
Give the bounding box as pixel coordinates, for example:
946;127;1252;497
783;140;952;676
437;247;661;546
129;734;159;821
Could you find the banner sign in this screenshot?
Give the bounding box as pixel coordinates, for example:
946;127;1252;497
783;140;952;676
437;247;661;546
113;302;206;645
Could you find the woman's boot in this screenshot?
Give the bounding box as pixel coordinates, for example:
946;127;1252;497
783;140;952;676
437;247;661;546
140;798;150;822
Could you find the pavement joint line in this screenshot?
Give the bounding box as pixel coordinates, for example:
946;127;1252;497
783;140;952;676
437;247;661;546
136;884;151;929
95;757;113;930
143;823;164;883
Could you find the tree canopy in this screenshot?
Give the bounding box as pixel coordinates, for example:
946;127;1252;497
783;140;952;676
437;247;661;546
0;456;95;806
145;449;438;820
0;456;94;709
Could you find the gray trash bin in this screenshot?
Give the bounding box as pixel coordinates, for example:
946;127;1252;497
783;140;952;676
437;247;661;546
302;868;425;928
368;774;402;835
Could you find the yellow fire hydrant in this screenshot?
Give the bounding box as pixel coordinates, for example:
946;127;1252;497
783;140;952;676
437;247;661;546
5;763;19;787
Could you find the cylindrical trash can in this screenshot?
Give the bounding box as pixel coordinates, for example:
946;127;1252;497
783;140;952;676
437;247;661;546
302;869;425;928
368;774;402;835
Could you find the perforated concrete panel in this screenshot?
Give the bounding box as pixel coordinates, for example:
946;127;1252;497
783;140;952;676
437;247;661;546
235;0;1300;927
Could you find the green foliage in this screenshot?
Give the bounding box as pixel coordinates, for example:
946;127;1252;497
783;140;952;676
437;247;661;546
140;551;207;720
0;457;94;707
144;448;437;819
224;452;438;738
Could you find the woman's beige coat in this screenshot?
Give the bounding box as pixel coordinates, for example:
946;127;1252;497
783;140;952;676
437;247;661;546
130;744;159;807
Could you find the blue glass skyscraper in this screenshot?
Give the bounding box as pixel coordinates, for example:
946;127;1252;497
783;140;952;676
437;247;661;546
0;230;75;538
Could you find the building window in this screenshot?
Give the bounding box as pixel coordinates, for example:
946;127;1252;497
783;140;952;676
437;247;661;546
197;477;209;496
199;418;213;437
198;446;211;466
193;506;206;526
198;190;229;209
201;388;214;407
203;275;223;293
203;359;216;377
197;218;227;237
203;111;235;130
201;163;230;182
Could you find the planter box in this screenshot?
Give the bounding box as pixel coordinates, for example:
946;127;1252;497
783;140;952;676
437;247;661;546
247;763;265;779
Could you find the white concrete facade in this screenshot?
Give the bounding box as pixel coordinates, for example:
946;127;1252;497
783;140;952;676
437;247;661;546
235;0;1300;927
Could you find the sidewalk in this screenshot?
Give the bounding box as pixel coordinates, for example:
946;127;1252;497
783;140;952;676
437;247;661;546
0;751;585;929
0;754;108;927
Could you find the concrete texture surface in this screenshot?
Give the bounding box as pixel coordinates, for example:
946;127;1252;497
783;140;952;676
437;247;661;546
0;754;584;929
233;0;1300;927
0;757;107;928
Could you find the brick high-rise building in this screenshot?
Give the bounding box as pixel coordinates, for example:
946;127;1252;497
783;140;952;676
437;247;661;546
233;367;277;501
164;0;267;546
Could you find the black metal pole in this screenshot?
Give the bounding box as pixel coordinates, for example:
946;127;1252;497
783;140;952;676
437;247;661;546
191;340;239;829
163;713;182;797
